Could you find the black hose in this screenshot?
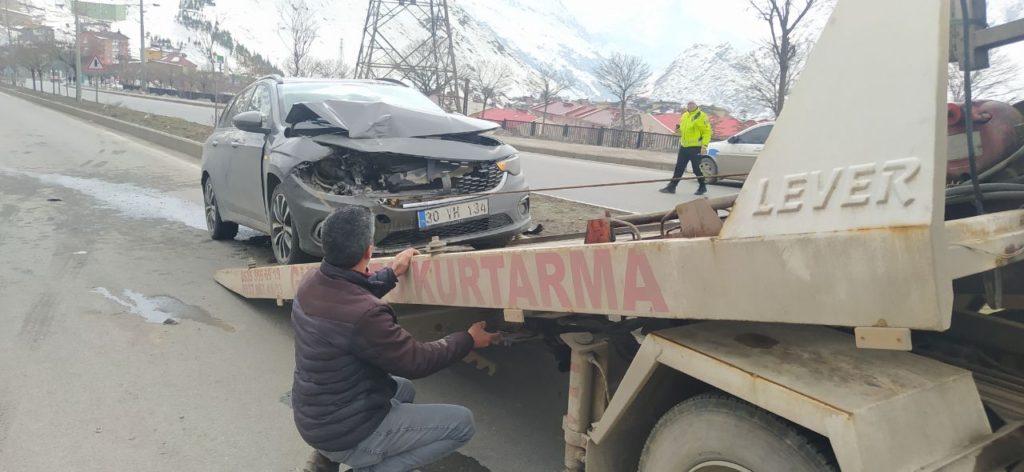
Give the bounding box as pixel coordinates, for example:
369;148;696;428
945;190;1024;205
946;182;1024;196
960;0;986;215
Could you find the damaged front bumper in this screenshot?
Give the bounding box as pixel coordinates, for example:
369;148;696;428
281;171;531;255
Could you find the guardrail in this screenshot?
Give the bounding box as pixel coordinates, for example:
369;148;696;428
490;119;680;152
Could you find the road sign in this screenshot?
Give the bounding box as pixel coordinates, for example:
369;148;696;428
86;57;105;72
216;54;224;64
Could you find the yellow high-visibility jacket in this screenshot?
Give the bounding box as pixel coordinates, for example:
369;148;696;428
678;108;712;147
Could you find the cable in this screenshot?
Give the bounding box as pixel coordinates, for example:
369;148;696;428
960;0;986;215
315;172;751;204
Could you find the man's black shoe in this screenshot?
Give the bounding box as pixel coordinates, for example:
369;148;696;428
694;185;707;196
659;187;676;194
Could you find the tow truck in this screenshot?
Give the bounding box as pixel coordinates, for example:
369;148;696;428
214;0;1024;469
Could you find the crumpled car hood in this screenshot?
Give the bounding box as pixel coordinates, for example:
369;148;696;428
285;100;499;139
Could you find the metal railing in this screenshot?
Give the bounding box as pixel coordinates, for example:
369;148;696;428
489;119;679;152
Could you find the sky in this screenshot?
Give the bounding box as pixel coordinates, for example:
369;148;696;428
562;0;1023;73
562;0;796;70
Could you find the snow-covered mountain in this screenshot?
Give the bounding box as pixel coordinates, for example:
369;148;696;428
650;43;772;119
27;0;608;97
22;0;1024;117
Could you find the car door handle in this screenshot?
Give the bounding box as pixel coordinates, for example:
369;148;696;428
211;139;219;147
231;140;241;148
753;147;764;152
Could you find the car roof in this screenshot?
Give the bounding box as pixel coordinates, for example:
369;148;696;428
277;77;404;87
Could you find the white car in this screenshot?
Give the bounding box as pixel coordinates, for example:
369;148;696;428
702;122;775;183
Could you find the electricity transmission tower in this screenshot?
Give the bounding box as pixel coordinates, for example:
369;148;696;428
355;0;460;110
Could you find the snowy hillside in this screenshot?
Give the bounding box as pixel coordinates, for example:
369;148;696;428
27;0;608;97
650;43;772;119
23;0;1024;113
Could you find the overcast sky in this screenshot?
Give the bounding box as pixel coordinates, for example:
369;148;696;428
561;0;797;69
561;0;1023;72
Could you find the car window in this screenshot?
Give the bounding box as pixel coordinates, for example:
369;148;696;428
280;82;444;116
739;125;773;145
251;84;273;123
220;87;254;128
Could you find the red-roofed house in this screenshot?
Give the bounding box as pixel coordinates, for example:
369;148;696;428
532;101;641;129
151;52;198;70
473;108;538;123
643;112;759;140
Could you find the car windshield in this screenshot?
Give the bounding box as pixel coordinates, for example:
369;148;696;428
280;82;444;117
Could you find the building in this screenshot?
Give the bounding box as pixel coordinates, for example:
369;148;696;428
530;100;642;130
644;112;760;140
80;30;131;66
472;108;538;123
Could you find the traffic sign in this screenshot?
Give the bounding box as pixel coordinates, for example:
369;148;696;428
86;56;105;71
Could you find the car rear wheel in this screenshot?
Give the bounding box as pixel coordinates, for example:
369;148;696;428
204;178;238;240
699;156;720;184
639;393;835;472
270;187;315;265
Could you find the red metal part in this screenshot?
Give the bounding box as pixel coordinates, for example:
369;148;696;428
947;100;1024;180
584;218;614;244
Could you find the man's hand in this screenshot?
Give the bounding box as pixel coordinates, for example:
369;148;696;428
701;146;708;155
390;248;420;277
467;321;501;348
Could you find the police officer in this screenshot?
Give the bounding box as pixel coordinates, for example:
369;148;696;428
660;101;712;195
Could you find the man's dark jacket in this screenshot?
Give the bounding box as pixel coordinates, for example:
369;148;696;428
291;261;474;453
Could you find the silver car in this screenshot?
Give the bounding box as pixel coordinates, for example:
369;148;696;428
200;76;531;264
702;122;775;183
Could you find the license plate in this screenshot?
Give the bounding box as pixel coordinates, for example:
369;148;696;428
417;199;489;228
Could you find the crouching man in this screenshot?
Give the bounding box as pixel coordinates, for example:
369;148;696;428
292;205;500;472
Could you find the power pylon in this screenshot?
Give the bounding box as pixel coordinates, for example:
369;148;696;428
355;0;460;110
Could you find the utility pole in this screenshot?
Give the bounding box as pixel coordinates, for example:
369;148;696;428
3;0;15;85
73;0;82;101
139;0;146;92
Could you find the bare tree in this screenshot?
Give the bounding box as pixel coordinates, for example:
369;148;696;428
195;15;224;74
747;0;822;117
594;53;652;131
530;66;575;127
732;39;810;118
948;50;1022;103
309;58;352;78
469;59;513;115
279;0;318;77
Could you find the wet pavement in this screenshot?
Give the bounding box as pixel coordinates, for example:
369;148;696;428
0;90;566;471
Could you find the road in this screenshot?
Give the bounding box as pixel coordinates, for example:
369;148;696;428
0;91;568;472
18;80;739;214
521;151;738;214
19;79;218;126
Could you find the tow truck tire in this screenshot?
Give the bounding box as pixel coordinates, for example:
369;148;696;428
639;393;836;472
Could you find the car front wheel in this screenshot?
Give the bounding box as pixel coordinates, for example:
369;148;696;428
699;156;720;184
270;187;315;265
204;178;238;240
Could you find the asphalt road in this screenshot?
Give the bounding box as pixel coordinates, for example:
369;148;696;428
0;91;568;471
19;79;218;126
520;151;739;214
17;80;741;214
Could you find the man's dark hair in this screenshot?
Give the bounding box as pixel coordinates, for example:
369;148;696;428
321;204;375;268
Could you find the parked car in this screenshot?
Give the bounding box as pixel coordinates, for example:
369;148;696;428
701;122;775;183
201;76;531;264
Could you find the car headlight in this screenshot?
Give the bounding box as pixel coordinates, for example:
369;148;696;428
496;154;521;175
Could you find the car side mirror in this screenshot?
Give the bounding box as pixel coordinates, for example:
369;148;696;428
727;136;740;144
233;111;270;134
